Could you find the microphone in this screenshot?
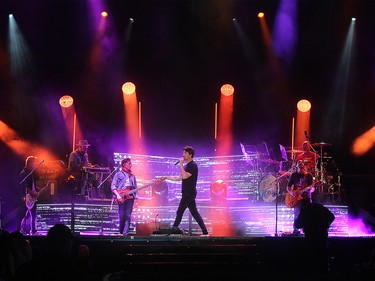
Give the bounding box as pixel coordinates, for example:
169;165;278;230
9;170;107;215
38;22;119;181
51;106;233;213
155;214;159;231
174;160;180;165
304;131;309;140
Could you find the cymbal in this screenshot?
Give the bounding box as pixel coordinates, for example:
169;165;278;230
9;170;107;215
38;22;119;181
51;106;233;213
311;142;332;147
286;149;303;153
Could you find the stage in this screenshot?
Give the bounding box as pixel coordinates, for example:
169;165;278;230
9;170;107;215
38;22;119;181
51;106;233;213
6;153;375;280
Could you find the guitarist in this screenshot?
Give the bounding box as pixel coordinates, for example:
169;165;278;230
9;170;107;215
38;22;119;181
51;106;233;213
19;156;40;235
111;158;138;236
286;160;315;235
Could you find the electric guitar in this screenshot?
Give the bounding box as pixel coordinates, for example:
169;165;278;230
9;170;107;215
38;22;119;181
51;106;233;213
25;181;50;210
113;180;161;204
285;181;321;208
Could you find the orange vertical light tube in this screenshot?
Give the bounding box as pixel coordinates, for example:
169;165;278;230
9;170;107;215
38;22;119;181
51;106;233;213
138;101;142;139
214;102;218;139
73;113;77;151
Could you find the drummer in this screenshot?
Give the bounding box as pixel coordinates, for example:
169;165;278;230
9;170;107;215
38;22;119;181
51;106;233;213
295;141;320;178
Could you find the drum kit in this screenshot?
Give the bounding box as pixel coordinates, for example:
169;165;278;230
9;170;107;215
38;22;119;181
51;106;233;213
258;142;341;203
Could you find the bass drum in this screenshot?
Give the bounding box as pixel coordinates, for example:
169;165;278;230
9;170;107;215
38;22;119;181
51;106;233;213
258;174;278;202
277;175;289;195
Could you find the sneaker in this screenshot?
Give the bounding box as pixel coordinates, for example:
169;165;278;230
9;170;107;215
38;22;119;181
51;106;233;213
171;226;182;234
292;230;301;236
200;233;210;237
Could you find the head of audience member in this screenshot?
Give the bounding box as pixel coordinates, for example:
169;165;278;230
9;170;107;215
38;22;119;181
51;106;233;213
10;231;32;269
300;198;312;208
47;224;74;258
0;229;15;280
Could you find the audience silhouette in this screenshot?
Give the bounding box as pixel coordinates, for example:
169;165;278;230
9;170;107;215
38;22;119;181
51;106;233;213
12;224;100;281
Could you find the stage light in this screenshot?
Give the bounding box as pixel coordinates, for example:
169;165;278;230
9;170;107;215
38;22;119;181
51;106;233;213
122;82;136;95
258;12;264;18
9;14;13;18
210;180;227;202
152;181;168;203
220;84;234;96
101;11;108;17
59;95;74;108
129;18;134;23
352;18;356;22
295;99;311;151
297;99;311;112
232;18;236;22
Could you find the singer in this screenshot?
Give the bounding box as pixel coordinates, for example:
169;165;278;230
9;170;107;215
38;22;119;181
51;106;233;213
161;145;209;236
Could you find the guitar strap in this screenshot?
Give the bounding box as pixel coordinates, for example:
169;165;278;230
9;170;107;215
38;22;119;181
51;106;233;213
122;170;135;191
130;174;135;188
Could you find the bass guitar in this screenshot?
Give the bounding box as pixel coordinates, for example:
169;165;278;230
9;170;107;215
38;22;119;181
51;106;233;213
25;181;50;210
113;180;161;204
285;181;321;208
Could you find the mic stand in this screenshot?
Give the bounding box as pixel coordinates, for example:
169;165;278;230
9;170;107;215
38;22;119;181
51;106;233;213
275;179;280;237
97;165;121;236
307;142;320;181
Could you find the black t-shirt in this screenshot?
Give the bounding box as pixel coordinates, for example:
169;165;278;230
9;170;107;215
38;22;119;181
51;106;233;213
287;172;314;199
181;160;198;194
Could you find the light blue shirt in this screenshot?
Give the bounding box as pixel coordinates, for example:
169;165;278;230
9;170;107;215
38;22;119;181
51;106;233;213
111;170;138;199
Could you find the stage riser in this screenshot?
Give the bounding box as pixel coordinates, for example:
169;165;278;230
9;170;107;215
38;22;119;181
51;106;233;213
36;202;349;236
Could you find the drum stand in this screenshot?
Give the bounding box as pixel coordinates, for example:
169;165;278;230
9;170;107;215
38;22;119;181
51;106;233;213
328;160;342;203
317;145;325;183
250;156;264;202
